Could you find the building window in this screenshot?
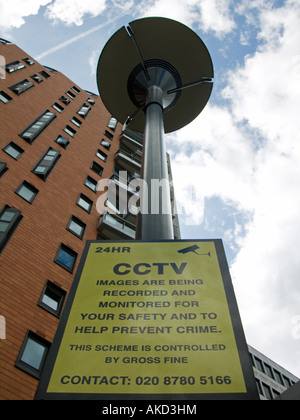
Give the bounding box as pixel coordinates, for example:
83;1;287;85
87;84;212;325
55;135;69;149
55;243;77;273
19;110;56;144
108;117;117;131
105;198;121;214
3;142;24;160
86;97;95;105
249;352;255;367
91;161;103;176
0;90;12;104
67;216;86;239
15;331;50;379
104;130;114;140
71;86;80;94
96;149;107;162
39;70;50;79
9;79;34;95
16;181;39;203
31;74;43;83
71;116;82;127
262;383;272;400
255;379;263;396
66;90;76;99
254;356;264;373
52;102;64;113
77;103;91;119
59;95;70;105
0;206;22;253
77;193;93;213
264;363;274;380
23;57;34;66
283;375;291;388
84;176;97;192
33;148;60;180
274;369;284;386
0;162;8;177
39;280;66;317
6;60;25;74
63;125;76;137
100;139;111;150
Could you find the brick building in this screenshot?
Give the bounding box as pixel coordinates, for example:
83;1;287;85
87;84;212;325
0;38;125;399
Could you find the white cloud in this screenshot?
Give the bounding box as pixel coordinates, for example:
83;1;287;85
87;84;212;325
222;0;300;375
44;0;135;26
138;0;235;38
89;50;99;77
0;0;236;38
224;3;300;144
168;0;300;376
0;0;135;32
45;0;107;26
110;0;134;12
196;0;235;36
167;104;256;224
0;0;51;32
137;0;196;27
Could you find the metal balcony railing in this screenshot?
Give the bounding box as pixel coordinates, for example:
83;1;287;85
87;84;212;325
98;213;136;240
120;132;143;154
110;175;139;196
115;149;141;173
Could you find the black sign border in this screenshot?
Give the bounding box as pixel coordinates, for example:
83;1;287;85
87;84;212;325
35;239;259;400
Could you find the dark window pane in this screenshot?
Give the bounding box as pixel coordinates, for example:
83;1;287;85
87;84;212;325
20;337;46;370
55;244;77;272
262;383;272;400
57;248;74;268
39;280;66;316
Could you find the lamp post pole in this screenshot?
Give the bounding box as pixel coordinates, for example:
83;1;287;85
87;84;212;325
97;17;214;241
136;85;174;240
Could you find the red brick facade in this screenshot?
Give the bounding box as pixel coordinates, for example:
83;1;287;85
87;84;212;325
0;41;121;399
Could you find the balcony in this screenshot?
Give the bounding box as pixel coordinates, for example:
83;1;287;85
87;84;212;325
105;199;138;225
120;130;143;154
77;103;91;119
110;174;139;196
115;149;141;174
9;79;34;95
103;176;139;225
98;213;136;240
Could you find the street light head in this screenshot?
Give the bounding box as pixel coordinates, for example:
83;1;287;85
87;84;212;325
97;17;214;133
127;59;182;112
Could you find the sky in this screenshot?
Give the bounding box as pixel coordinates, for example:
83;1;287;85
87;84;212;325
1;0;300;379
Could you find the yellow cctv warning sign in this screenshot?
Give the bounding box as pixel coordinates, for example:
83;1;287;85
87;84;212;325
36;240;258;400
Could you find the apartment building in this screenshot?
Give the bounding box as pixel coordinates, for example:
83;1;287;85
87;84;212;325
0;38;135;399
0;37;181;400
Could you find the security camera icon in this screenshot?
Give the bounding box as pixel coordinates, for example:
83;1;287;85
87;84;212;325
177;245;211;256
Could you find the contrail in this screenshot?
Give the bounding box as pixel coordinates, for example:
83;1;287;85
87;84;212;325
36;14;124;61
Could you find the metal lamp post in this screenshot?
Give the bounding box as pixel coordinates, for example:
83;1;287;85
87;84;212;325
97;17;214;240
141;84;174;240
